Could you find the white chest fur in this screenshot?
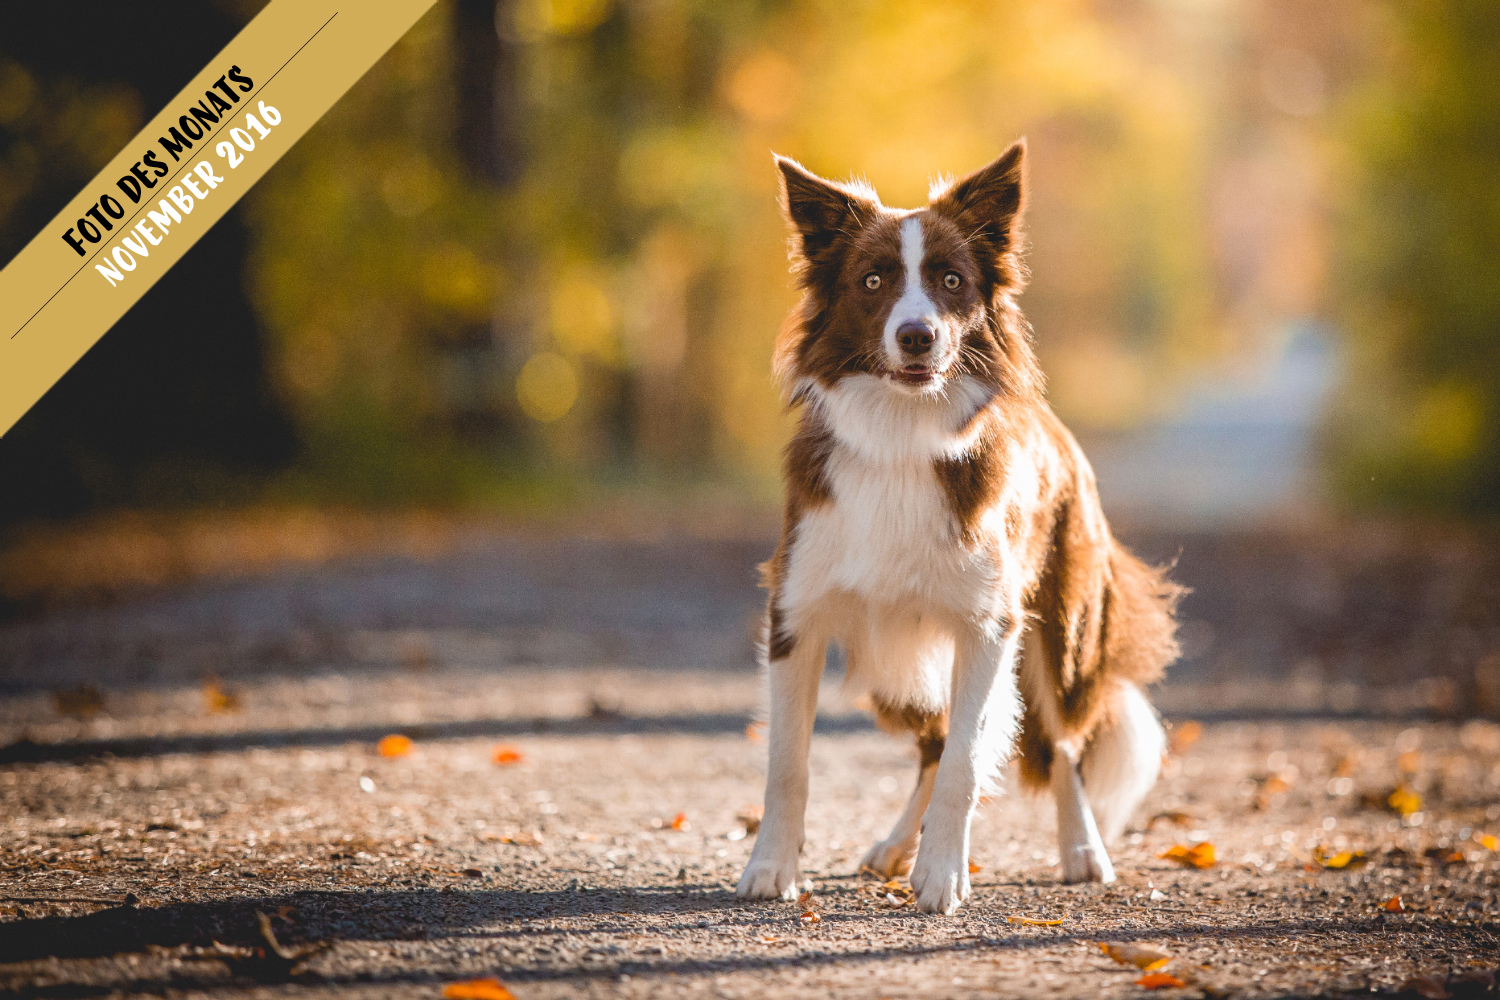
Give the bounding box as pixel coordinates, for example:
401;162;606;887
780;375;999;620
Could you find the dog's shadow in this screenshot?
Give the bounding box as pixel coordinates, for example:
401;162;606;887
0;882;1404;997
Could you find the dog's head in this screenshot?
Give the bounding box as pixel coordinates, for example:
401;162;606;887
773;141;1041;403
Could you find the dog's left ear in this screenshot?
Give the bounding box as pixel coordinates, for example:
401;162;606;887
930;139;1027;286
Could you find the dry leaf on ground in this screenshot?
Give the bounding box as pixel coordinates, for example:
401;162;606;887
968;861;984;873
53;684;105;719
1381;895;1405;912
1388;786;1422;816
1007;915;1065;926
1100;943;1172;970
443;978;516;1000
1314;847;1367;869
1159;842;1216;869
1136;972;1188;989
491;746;524;765
499;830;543;846
798;890;821;923
203;681;240;714
1169;720;1202;755
1400;974;1453;1000
671;812;690;831
1476;833;1500;851
736;806;763;834
377;734;413;758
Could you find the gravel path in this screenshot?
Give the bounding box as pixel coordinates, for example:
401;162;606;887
2;532;1499;998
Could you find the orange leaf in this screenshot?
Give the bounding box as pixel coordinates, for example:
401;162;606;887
1381;895;1405;912
1168;720;1202;755
1136;972;1187;989
1158;842;1215;869
1314;848;1367;870
443;978;515;1000
203;681;240;714
491;746;524;765
378;734;413;758
1477;833;1500;852
968;861;984;873
1101;943;1173;970
1007;914;1064;926
1387;786;1422;816
671;812;690;831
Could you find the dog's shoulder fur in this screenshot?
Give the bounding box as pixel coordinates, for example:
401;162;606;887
760;141;1182;785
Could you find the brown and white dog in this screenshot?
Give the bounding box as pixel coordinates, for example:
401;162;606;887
736;140;1183;914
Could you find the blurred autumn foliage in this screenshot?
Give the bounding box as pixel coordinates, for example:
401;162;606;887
1330;0;1500;515
1;0;1498;520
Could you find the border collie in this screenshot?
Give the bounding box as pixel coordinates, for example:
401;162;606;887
735;140;1183;914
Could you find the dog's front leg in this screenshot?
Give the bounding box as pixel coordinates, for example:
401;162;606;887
910;619;1021;914
736;638;824;901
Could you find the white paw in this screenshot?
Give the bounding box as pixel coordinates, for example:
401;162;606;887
909;845;970;914
860;837;917;879
1060;844;1116;884
735;855;799;901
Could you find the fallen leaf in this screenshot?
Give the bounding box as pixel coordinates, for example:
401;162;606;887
798;890;821;923
885;892;908;907
491;746;524;765
968;861;984;873
1101;943;1173;970
1007;915;1065;926
443;978;516;1000
758;936;778;943
745;721;766;742
1147;811;1198;830
736;806;763;835
203;681;240;714
1399;974;1453;1000
1381;895;1405;912
53;684;105;720
1168;720;1202;755
1314;847;1367;870
499;830;543;846
671;812;690;831
1136;972;1187;989
1477;833;1500;852
1158;842;1215;869
1388;786;1422;816
377;734;413;758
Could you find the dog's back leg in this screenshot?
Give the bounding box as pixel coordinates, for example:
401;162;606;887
1019;633;1118;883
860;703;946;878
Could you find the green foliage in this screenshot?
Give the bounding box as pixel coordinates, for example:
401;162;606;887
1332;0;1500;515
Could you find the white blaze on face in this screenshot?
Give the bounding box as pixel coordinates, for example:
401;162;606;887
882;214;942;369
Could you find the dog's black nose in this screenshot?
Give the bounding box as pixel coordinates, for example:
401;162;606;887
897;321;934;355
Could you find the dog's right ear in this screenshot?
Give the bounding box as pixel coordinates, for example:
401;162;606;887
774;155;877;267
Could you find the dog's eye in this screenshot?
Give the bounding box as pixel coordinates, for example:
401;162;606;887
864;272;881;291
943;272;962;290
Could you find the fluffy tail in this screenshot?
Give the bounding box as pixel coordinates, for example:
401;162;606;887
1103;542;1185;688
1081;682;1166;842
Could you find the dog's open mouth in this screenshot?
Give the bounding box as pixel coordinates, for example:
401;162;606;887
889;365;937;387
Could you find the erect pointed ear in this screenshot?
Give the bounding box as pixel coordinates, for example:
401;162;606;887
930;139;1027;286
774;154;879;269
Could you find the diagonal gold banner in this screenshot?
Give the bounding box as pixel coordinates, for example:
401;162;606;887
0;0;437;439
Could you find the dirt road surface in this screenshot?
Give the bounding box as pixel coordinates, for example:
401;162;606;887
2;531;1499;998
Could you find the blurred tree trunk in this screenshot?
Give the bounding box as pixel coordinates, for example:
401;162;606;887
452;0;523;185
